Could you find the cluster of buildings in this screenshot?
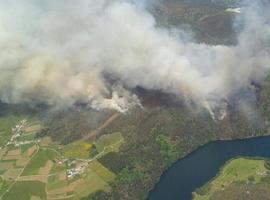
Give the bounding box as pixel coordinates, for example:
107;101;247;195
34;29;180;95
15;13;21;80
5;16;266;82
7;119;41;147
67;162;88;179
7;119;27;145
13;139;41;147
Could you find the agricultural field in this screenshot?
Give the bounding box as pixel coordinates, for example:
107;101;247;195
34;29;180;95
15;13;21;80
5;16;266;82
193;158;270;200
95;132;123;153
46;173;68;191
89;160;116;183
21;123;42;134
62;141;92;159
2;181;46;200
17;133;36;142
46;160;116;199
0;118;121;200
22;148;59;176
73;169;110;199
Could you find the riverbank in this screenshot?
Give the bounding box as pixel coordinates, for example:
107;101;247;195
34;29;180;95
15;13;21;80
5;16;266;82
148;135;270;200
193;157;270;200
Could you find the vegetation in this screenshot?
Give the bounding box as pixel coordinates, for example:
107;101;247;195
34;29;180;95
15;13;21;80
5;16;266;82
20;144;35;154
0;115;23;146
89;160;116;183
46;174;68;191
95;132;123;153
98;152;127;173
209;183;270;200
37;109;113;144
264;159;270;170
74;170;110;199
17;133;36;142
2;1;270;200
87;100;266;200
0;178;13;197
2;181;46;200
156;134;178;166
62;141;91;159
193;158;270;200
22;149;58;175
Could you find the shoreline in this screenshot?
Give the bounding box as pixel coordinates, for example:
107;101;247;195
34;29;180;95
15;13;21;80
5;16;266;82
148;133;270;199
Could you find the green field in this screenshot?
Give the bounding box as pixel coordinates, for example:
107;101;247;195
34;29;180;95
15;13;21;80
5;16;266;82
62;141;91;159
0;178;13;197
193;158;270;200
22;149;58;176
89;160;116;183
2;181;46;200
20;144;35;154
74;169;110;198
95;132;123;153
46;174;68;191
17;133;36;142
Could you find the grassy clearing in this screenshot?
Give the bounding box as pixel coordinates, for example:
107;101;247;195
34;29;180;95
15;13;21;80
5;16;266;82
50;163;67;174
20;144;34;154
62;141;91;159
209;183;270;200
40;137;52;147
30;196;41;200
22;149;58;176
0;115;23;146
3;168;22;180
95;132;123;153
193;158;269;200
0;178;13;196
73;169;110;198
89;160;116;183
47;174;68;191
2;181;46;200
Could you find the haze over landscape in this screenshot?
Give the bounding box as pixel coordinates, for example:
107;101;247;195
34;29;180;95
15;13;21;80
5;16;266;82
0;0;269;113
1;0;270;200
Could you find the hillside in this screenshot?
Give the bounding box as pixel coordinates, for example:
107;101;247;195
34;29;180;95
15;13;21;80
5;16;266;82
0;0;269;200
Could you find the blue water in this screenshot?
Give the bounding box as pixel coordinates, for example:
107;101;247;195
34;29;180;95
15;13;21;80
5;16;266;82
148;136;270;200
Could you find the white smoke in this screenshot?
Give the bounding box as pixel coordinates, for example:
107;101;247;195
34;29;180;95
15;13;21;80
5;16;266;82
0;0;269;112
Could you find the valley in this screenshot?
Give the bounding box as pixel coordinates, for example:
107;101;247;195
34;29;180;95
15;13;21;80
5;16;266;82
0;0;269;200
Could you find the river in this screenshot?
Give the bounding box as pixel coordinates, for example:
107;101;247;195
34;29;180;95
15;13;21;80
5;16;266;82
148;136;270;200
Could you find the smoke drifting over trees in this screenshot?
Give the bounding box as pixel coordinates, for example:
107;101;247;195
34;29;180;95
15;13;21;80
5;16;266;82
0;0;269;112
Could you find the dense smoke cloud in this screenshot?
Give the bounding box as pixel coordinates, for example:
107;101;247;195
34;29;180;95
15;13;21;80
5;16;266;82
0;0;269;112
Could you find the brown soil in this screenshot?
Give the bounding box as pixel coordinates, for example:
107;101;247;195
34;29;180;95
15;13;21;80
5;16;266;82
81;113;120;141
27;145;37;157
0;162;14;170
24;124;41;133
3;155;21;160
18;175;48;183
7;148;21;156
16;156;29;167
3;168;22;179
58;172;66;181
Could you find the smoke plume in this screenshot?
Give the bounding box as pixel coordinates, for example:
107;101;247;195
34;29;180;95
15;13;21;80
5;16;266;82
0;0;269;112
